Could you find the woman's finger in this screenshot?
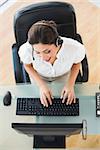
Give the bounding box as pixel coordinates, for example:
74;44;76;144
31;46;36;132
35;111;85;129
67;93;75;105
73;96;76;103
62;92;68;103
40;94;48;107
45;92;52;105
66;93;71;105
49;90;53;105
60;89;65;99
40;96;45;106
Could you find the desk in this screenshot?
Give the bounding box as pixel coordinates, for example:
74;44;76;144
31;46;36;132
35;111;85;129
0;83;100;150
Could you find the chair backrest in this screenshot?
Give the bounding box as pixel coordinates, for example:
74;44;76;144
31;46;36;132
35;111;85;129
14;1;76;48
12;1;89;83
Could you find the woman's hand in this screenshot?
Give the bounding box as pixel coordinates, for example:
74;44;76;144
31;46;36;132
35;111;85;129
61;85;76;105
60;63;80;104
40;84;53;107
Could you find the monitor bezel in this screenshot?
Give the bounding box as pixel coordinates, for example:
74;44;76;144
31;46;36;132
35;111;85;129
12;123;83;136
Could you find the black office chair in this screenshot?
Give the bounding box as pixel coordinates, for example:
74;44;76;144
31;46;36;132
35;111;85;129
12;1;89;84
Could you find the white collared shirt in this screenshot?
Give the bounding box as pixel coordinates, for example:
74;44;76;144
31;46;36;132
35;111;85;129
18;37;86;78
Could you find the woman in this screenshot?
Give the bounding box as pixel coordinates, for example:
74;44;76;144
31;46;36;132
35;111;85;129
18;20;85;107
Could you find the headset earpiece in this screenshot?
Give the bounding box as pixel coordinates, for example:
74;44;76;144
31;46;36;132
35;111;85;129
56;37;63;47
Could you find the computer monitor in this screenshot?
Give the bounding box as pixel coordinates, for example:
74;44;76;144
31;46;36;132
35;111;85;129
12;122;86;148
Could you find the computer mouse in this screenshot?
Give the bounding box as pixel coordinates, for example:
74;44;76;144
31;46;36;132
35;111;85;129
3;91;12;106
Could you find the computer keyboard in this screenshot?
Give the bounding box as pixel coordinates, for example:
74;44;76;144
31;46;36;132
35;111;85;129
16;97;79;116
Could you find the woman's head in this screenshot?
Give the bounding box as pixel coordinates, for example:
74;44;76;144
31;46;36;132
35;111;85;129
28;20;59;45
28;20;62;63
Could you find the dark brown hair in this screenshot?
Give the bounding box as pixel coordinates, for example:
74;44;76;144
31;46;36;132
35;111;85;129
28;20;59;45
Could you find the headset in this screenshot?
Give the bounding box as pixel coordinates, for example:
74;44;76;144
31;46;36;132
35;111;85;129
34;22;63;46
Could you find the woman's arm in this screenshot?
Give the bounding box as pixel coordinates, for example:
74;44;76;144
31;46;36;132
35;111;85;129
67;63;80;88
61;63;80;104
24;64;45;87
24;64;52;107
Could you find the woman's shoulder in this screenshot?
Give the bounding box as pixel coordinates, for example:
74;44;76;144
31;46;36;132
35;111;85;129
18;41;33;61
19;41;32;54
61;36;83;47
19;41;32;50
60;36;86;60
18;41;33;64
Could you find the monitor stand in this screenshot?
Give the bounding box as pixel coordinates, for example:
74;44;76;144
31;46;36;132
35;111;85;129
33;135;66;148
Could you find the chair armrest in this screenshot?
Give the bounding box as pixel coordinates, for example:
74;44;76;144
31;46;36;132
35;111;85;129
12;43;30;83
75;34;89;82
12;43;24;83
